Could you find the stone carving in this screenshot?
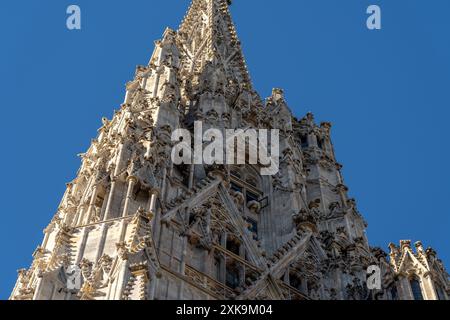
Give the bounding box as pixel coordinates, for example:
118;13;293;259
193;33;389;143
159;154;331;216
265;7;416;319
10;0;448;301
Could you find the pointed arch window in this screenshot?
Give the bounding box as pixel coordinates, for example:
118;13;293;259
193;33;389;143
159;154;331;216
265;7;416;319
410;277;424;300
300;135;308;149
226;237;241;256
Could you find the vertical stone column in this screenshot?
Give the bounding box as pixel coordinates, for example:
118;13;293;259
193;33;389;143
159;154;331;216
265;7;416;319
422;273;438;300
75;205;87;226
75;227;90;265
85;185;99;224
219;232;227;283
188;164;195;189
398;275;413;300
156;219;164;252
180;237;188;276
41;227;51;249
178;235;188;299
148;273;160;300
149;189;159;215
94;223;109;263
150;188;161;247
32;275;44;300
161;167;168;203
104;178;117;220
124;90;130;104
239;244;246;287
122;176;137;217
152;68;161;98
113;244;129;300
105;140;126;220
117;177;138;245
140;65;152;90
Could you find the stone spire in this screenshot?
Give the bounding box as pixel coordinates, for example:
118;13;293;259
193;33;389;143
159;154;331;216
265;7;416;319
177;0;254;91
10;0;449;301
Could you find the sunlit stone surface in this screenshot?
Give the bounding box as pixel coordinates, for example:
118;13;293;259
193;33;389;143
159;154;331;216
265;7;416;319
10;0;448;300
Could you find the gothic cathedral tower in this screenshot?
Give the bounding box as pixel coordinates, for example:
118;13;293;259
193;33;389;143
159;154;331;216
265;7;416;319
10;0;448;300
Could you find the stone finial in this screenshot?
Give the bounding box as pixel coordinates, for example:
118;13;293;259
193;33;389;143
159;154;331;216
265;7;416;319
17;269;28;278
426;247;437;258
272;88;284;97
268;88;285;105
306;112;314;122
414;241;425;255
320;122;332;128
320;122;333;135
389;242;399;256
400;240;411;250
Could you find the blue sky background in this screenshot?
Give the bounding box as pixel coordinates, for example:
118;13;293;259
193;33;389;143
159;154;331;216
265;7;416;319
0;0;449;299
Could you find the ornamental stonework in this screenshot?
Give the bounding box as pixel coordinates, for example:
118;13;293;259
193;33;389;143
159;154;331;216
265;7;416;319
10;0;448;300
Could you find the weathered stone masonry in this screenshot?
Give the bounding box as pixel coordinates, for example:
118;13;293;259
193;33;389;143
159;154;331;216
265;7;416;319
10;0;448;300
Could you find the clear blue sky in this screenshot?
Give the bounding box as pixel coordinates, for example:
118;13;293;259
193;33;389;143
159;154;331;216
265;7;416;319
0;0;449;299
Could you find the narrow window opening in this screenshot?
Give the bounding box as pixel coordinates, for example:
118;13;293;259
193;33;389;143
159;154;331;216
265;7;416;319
317;137;323;150
226;238;241;256
410;278;424;300
300;135;308;148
